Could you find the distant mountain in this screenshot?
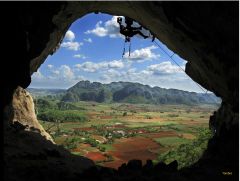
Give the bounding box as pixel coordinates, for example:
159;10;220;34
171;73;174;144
61;80;221;105
27;88;66;98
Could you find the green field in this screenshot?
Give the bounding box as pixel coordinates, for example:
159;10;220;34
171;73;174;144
36;98;218;169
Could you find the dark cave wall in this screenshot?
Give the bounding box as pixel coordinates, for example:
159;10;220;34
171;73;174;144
2;1;238;180
3;1;238;133
1;3;63;113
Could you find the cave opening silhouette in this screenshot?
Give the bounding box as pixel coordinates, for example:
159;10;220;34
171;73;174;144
3;2;238;181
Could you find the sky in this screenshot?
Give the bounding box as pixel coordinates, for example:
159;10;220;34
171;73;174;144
29;13;207;93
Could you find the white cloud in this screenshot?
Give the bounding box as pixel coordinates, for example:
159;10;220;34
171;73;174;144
98;64;193;92
30;61;202;92
47;64;53;69
107;69;122;76
123;45;160;62
100;69;122;82
127;68;137;74
74;64;82;69
61;30;84;51
30;65;87;89
52;70;60;75
59;65;75;80
61;41;83;51
65;30;75;41
100;69;146;83
76;75;85;80
147;61;184;75
75;60;125;73
73;54;87;59
97;61;187;88
85;16;124;38
108;60;124;69
85;21;107;37
75;62;103;73
32;70;44;80
98;61;189;91
84;38;92;43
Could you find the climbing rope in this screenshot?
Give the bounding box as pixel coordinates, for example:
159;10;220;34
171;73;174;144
127;1;205;91
152;40;220;104
119;33;217;103
129;40;131;57
122;40;126;58
125;2;218;104
152;40;209;94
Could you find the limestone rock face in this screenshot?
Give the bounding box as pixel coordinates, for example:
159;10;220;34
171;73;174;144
5;86;54;143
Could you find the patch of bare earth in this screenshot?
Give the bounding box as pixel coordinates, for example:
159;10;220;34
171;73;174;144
181;133;196;139
144;131;178;138
71;143;92;154
103;137;161;169
124;116;172;124
85;152;107;162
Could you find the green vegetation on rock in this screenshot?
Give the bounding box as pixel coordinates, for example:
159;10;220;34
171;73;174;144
59;81;221;105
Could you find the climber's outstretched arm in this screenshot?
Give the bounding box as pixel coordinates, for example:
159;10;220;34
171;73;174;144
131;31;148;39
131;26;142;30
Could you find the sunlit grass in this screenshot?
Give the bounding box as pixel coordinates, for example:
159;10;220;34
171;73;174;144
154;136;191;147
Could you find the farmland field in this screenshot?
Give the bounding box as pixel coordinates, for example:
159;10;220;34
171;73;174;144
38;100;218;169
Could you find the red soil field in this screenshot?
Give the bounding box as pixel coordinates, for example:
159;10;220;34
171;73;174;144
103;137;161;169
106;124;127;129
144;131;178;138
85;152;107;161
71;143;92;153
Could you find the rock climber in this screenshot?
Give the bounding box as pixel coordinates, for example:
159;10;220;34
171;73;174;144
117;17;148;42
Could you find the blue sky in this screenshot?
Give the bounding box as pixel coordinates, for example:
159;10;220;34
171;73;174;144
30;13;207;93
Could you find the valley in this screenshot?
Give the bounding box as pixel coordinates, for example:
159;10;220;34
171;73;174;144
30;81;220;169
37;99;217;169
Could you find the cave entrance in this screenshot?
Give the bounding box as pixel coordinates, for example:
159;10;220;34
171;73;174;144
28;13;221;169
